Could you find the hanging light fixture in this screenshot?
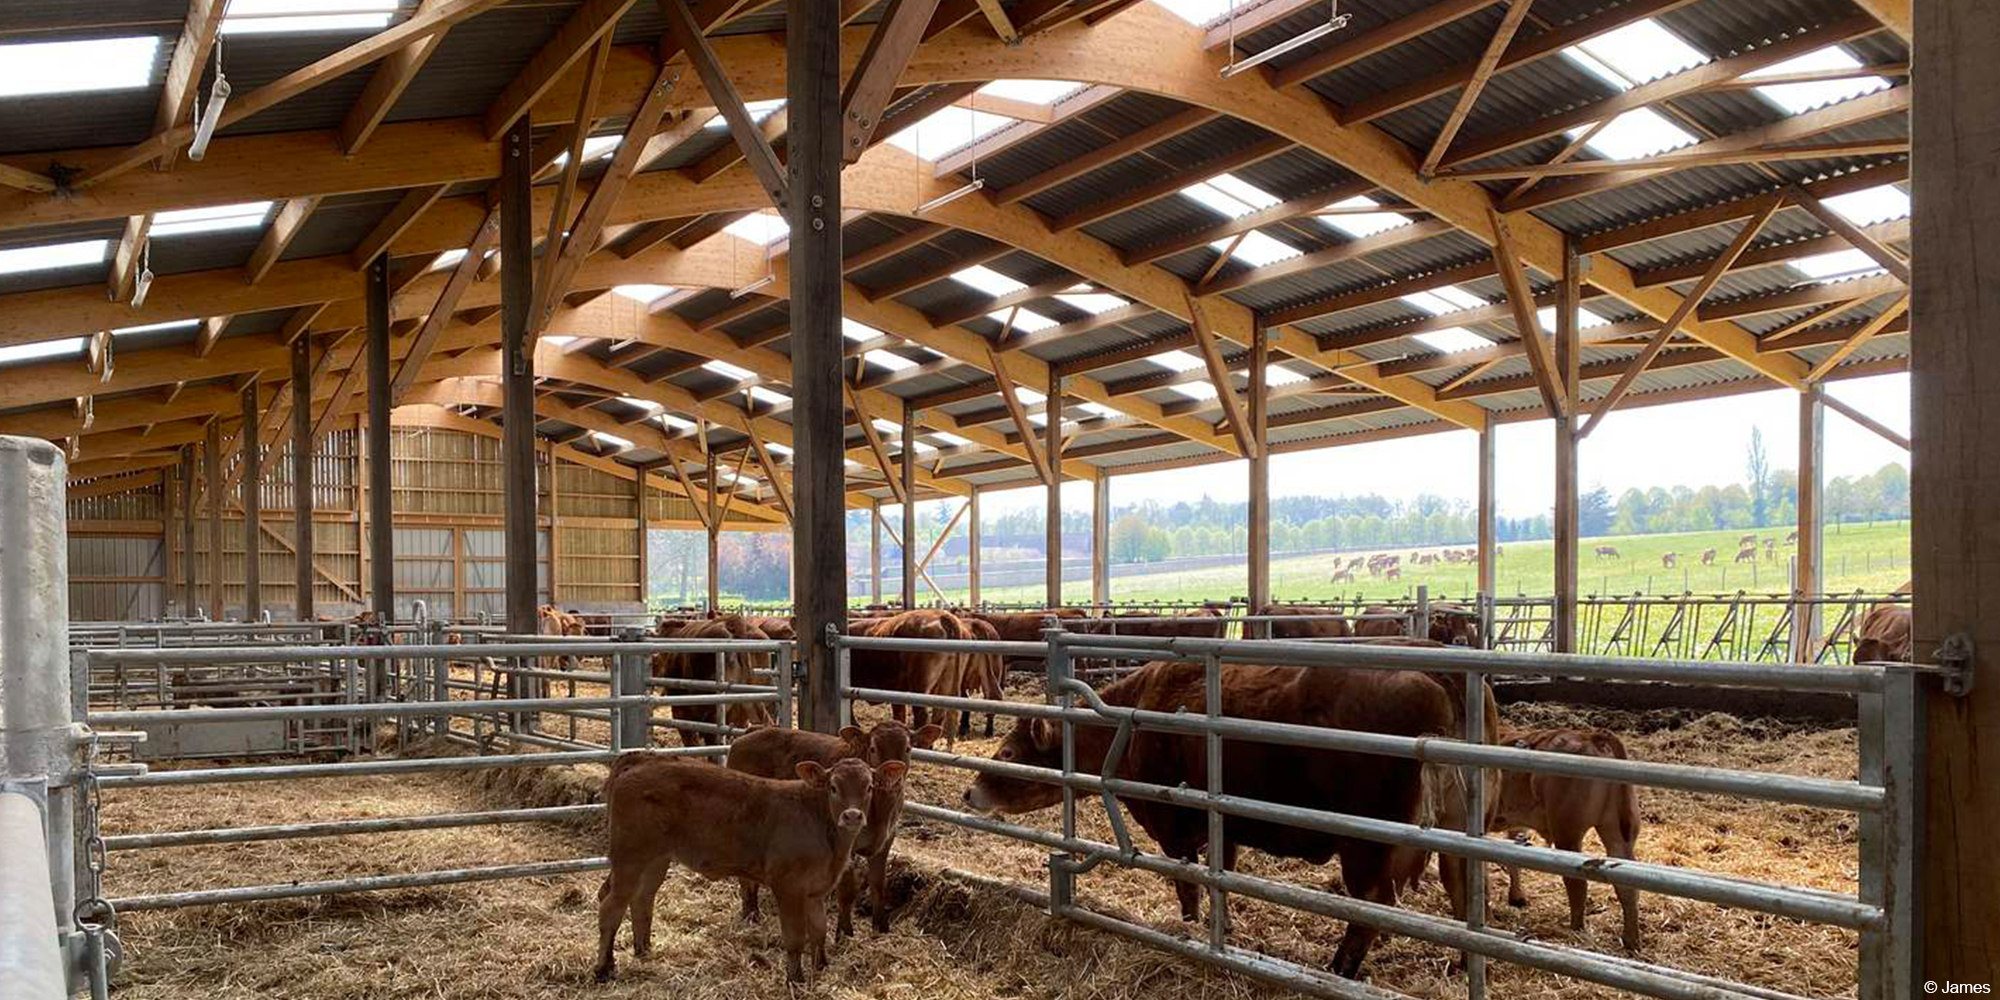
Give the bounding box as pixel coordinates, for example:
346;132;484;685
918;95;985;216
188;38;230;161
130;239;154;308
1219;0;1351;78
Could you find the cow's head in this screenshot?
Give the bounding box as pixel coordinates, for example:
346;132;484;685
798;757;896;831
963;718;1064;815
838;720;942;768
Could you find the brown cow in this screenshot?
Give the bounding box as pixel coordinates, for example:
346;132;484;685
650;616;775;746
955;615;1007;737
1075;606;1227;640
1851;603;1912;663
1700;548;1717;565
1785;530;1799;544
964;643;1487;979
729;720;941;936
539;604;588;671
1739;534;1758;547
746;616;796;642
1384;565;1403;581
1259;604;1353;640
1353;604;1480;647
594;752;901;984
970;607;1088;644
1734;546;1757;563
1331;567;1355;584
1660;553;1677;569
1594;545;1620;559
849;610;967;740
1488;728;1642;951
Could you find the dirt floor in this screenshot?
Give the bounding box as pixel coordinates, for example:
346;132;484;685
98;676;1862;1000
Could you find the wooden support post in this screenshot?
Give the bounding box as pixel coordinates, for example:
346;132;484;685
1045;372;1064;607
901;402;918;610
1247;325;1271;617
290;336;315;619
870;499;883;605
1477;412;1497;597
545;440;561;606
177;445;196;614
1552;241;1582;653
240;382;262;621
1914;0;1999;981
366;255;395;620
500;113;538;637
1092;474;1110;607
1794;385;1823;662
968;487;982;607
204;420;223;618
635;461;649;612
705;449;721;613
789;0;845;733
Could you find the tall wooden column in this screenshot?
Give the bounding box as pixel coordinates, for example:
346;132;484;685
1793;385;1823;661
180;444;197;614
1477;413;1497;596
705;450;721;612
290;336;316;620
499;113;538;637
1247;326;1271;615
365;254;395;620
901;403;917;609
869;499;882;604
1091;475;1110;607
1914;0;1999;979
788;0;846;732
1552;242;1582;653
635;463;650;612
204;421;223;617
1045;374;1064;607
967;488;982;606
240;382;262;621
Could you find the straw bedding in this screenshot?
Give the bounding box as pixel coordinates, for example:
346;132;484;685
99;685;1859;1000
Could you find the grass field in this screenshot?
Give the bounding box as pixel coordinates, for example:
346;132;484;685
961;520;1912;606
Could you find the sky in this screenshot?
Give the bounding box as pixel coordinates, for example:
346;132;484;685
973;373;1912;520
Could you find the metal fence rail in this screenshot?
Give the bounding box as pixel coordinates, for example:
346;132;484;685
831;628;1922;1000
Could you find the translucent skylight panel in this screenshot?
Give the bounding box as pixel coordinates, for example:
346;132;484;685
1055;289;1125;314
1179;174;1279;219
992;308;1055;332
748;386;788;406
1746;47;1889;115
724;213;788;245
0;240;108;276
951;265;1026;296
866;350;916;372
871;418;902;435
766;442;793;456
0;37;159;97
616;396;660;411
151;201;275;237
978;80;1084;103
112;319;199;336
1151;0;1232;25
1207;174;1280;211
660;414;695;431
842;319;885;342
1562;19;1708;89
1013;387;1046;405
1213;230;1299;267
1171;381;1220;401
612;284;676;304
592;431;634;449
1077;401;1120;419
1569;108;1696;160
1789;249;1883;282
543;335;575;346
702;359;755;380
701;99;785;130
930;431;973;447
1536;305;1610;330
1402;285;1485;315
1415;328;1492;353
1319;196;1410;238
549;135;623;170
1265;363;1309;386
883;106;1011;160
1153;350;1206;373
224;0;397;34
1820;185;1910;227
0;337;86;365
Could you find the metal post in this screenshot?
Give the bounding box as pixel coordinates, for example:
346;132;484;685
1204;652;1227;950
203;420;223;618
869;499;882;605
179;444;197;615
1552;241;1583;653
0;791;65;998
704;450;720;615
902;402;917;610
290;336;316;620
1246;325;1270;626
789;0;846;734
1477;413;1497;599
1046;373;1064;607
1794;385;1824;662
1463;664;1489;1000
612;628;649;751
366;254;394;622
968;487;982;607
634;463;649;615
1415;584;1430;640
1091;474;1110;608
1047;627;1076;913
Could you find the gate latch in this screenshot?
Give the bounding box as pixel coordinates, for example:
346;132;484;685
1936;632;1975;697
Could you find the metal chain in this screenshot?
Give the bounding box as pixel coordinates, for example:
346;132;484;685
75;730;117;933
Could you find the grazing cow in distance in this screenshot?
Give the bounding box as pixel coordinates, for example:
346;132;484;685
1385;566;1402;581
728;720;941;937
650;616;775;746
963;641;1490;979
1488;727;1642;952
1700;548;1717;566
1734;546;1757;563
595;753;901;984
1346;556;1366;571
1785;530;1799;544
1739;533;1758;547
1594;545;1620;559
1764;538;1777;560
1331;567;1355;583
1850;603;1912;663
1660;553;1678;569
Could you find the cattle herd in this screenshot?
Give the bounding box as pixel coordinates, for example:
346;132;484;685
572;601;1653;986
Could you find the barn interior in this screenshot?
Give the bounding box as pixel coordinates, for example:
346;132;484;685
0;1;1988;998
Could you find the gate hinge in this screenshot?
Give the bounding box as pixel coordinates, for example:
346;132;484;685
1936;632;1975;697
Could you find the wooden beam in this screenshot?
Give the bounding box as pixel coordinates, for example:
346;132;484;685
391;207;502;402
1268;0;1498;88
530;38;612;334
995;106;1216;206
1786;184;1912;286
985;335;1052;485
971;0;1020;41
246;197;322;285
1849;0;1910;42
1820;392;1908;450
154;0;229;169
340;0;452;153
1577;195;1783;439
1804;294;1908;382
1445;140;1908;181
661;0;791;209
1487;207;1563;417
108;215;153;306
352;184;447;268
1419;0;1535;177
0;162;56;194
840;0;946;160
483;0;637;138
848;378;907;504
1184;292;1257;457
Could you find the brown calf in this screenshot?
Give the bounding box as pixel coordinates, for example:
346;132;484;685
1488;728;1642;951
1851;603;1912;663
728;720;942;936
594;753;902;984
538;605;588;672
649;616;774;746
